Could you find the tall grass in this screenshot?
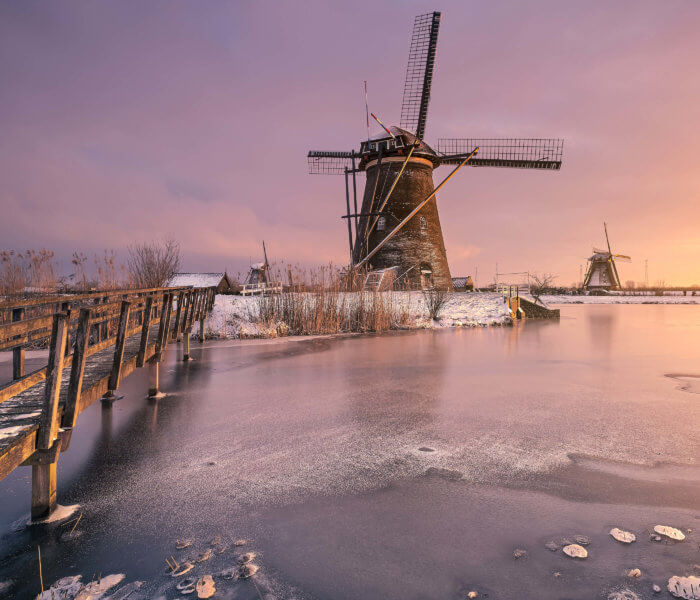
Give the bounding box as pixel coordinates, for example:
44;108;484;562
248;265;411;335
251;290;411;335
0;249;56;296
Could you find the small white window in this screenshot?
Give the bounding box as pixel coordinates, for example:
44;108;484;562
377;216;386;231
420;216;427;230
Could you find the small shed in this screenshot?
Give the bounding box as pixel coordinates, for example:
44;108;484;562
168;272;236;294
452;276;474;292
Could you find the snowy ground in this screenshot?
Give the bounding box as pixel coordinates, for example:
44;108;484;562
199;292;512;339
543;294;700;304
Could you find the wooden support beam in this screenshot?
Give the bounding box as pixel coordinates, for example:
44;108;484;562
154;293;170;361
31;460;57;520
37;312;68;450
61;302;72;357
12;307;25;380
200;292;206;343
193;290;202;325
172;291;183;340
157;293;173;359
107;300;131;393
184;291;195;332
63;308;91;431
184;291;195;333
193;290;203;328
178;292;191;338
137;296;154;367
101;296;109;341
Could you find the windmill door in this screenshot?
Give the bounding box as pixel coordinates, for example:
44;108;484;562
420;265;434;290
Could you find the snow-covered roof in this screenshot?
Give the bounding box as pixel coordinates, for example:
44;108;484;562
168;273;227;288
452;276;473;286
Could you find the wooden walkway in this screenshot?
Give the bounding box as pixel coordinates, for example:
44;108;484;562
0;286;216;520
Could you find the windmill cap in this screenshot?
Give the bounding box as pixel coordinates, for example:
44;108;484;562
360;125;439;169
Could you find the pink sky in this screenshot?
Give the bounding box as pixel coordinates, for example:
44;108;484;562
2;1;700;285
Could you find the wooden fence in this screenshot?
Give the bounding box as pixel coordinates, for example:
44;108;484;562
0;285;216;521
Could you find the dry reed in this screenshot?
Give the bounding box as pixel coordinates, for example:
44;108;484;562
249;264;412;335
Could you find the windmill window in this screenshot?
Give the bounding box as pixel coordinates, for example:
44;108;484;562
377;216;386;231
419;216;427;230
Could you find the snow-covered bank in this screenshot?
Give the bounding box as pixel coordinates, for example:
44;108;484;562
543;294;700;305
198;292;511;339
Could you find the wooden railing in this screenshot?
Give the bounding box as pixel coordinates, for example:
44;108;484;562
239;282;283;296
0;285;217;521
1;286;213;400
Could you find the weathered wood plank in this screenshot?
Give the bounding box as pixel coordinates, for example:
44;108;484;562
172;291;183;340
137;296;154;367
37;313;68;450
12;307;25;380
0;315;53;339
0;429;37;480
107;301;131;391
63;308;91;429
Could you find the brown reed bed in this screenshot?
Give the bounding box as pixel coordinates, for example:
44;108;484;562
248;264;412;335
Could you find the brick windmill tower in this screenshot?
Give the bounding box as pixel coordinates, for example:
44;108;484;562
308;11;564;290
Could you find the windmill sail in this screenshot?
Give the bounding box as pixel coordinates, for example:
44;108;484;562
438;138;563;170
307;150;356;174
400;12;441;140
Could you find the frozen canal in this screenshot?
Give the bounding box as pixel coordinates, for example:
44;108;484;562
0;304;699;599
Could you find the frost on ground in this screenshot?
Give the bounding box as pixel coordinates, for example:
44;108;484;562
199;292;512;340
543;294;700;304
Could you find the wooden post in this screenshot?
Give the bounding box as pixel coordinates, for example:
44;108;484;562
179;292;191;340
188;291;200;331
182;292;193;361
154;293;171;361
192;291;202;330
105;300;131;399
184;291;195;333
31;462;57;521
63;308;91;432
101;295;108;341
137;296;154;367
32;312;68;521
12;307;25;380
161;293;173;354
93;297;102;342
37;313;68;450
172;291;183;340
61;302;72;357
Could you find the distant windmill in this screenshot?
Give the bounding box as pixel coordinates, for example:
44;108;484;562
308;11;564;290
240;241;282;296
583;223;631;291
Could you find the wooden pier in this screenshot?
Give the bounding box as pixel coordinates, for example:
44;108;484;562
0;286;216;521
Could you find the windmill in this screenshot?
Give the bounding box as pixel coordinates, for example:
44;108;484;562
583;223;631;291
240;241;282;295
308;11;564;290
